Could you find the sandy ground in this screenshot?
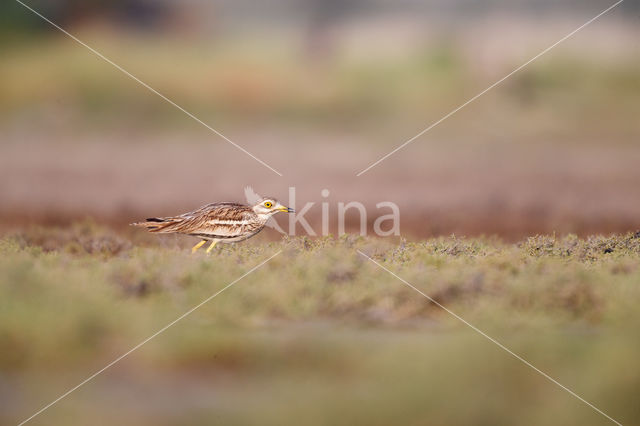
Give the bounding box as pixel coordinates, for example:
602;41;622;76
2;129;640;239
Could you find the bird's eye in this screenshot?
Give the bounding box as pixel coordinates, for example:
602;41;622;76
264;201;273;208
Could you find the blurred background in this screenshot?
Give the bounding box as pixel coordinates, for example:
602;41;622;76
1;0;639;238
2;2;640;426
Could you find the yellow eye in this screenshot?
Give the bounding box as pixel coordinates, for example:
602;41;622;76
264;201;273;208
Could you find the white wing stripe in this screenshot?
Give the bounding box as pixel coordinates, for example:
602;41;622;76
207;220;249;226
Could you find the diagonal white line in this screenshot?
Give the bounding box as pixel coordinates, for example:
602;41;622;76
17;250;282;426
357;250;622;426
356;0;624;176
14;0;283;177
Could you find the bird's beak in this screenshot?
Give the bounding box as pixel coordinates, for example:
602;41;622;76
278;206;295;213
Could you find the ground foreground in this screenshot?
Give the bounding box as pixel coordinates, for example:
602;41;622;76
1;226;639;425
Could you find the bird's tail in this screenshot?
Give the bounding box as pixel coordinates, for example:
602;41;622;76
130;217;184;233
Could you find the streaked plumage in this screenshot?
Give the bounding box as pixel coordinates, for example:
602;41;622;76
132;198;293;253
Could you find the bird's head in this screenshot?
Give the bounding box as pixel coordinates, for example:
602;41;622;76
252;198;294;217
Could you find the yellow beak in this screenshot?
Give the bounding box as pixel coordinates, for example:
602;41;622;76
278;206;295;213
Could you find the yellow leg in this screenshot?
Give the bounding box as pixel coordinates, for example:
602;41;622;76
206;241;217;254
191;240;206;254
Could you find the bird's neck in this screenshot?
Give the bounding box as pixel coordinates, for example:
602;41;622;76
255;214;271;225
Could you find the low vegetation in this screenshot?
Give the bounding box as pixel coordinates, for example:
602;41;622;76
1;225;639;425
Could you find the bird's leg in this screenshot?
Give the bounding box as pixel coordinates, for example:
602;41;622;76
191;240;207;254
206;241;217;254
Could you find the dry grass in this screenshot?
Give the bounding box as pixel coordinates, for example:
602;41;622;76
1;227;639;425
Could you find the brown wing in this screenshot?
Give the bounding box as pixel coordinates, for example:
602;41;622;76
132;203;259;238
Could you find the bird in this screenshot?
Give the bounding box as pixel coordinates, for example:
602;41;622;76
131;197;294;253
